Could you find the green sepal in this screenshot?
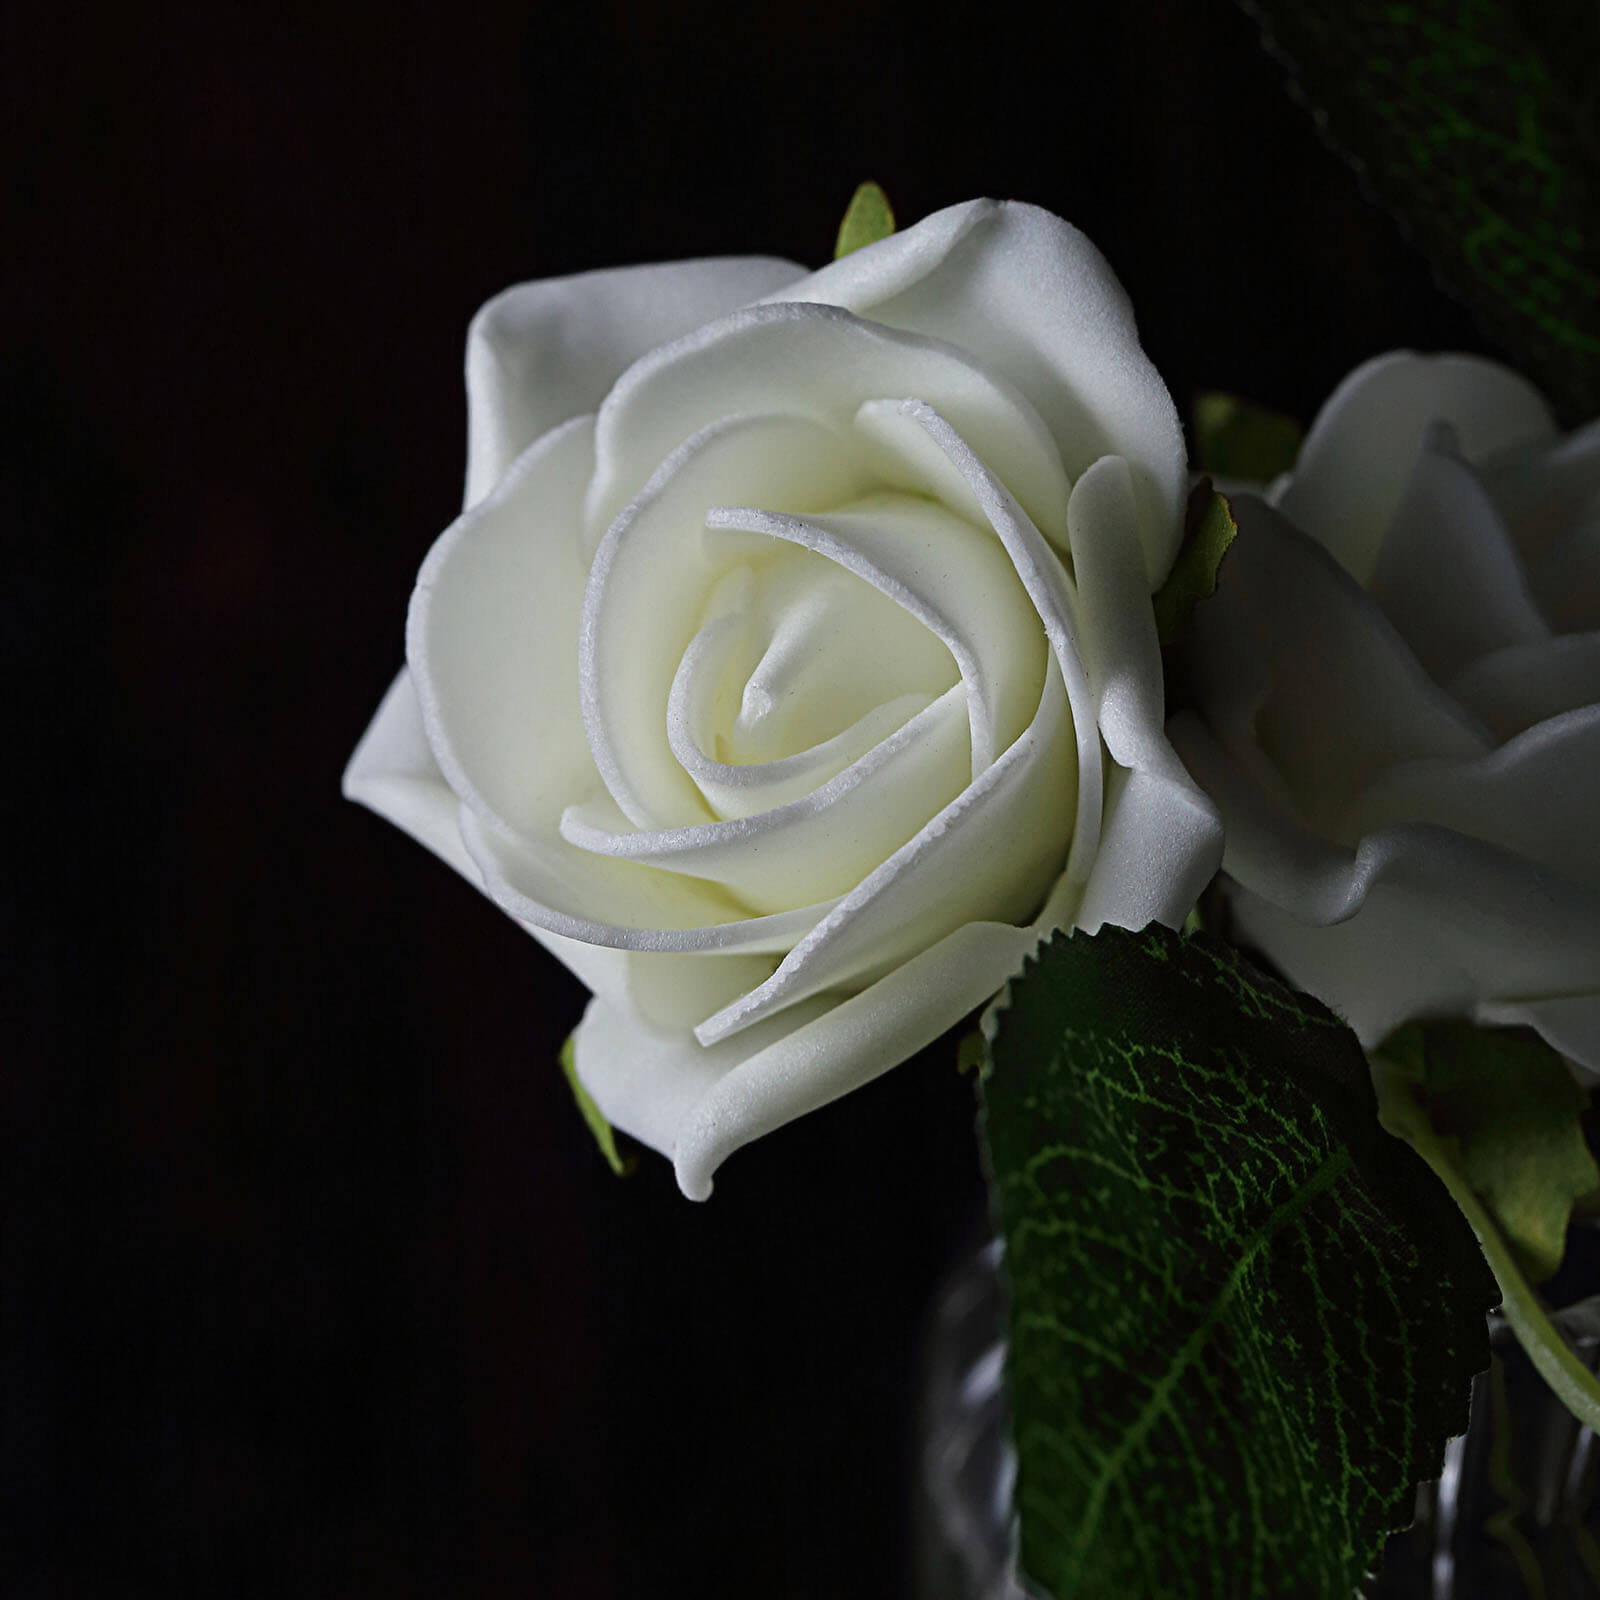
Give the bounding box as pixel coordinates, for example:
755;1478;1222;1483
1378;1021;1597;1283
956;1027;987;1076
1153;482;1238;646
834;181;896;259
1192;392;1303;482
559;1031;633;1177
980;923;1496;1600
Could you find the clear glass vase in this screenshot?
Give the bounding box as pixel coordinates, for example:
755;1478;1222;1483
914;1242;1600;1599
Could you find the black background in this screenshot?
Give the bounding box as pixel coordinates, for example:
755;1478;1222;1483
8;2;1489;1595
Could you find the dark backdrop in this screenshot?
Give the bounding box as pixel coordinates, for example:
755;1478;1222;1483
7;2;1487;1596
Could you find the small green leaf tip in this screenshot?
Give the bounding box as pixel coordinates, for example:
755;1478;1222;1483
980;922;1496;1600
1192;392;1303;482
559;1032;632;1177
834;181;896;260
1153;482;1237;646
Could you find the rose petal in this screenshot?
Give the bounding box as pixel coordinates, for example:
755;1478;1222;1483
589;917;1048;1199
1344;704;1600;888
764;200;1187;584
457;804;834;953
1169;715;1600;1071
669;609;935;817
583;301;1073;551
692;659;1073;1043
1061;457;1222;930
343;668;760;1026
1187;497;1489;834
1528;516;1600;635
343;667;482;883
464;255;805;507
1479;415;1600;568
705;495;1047;774
1450;632;1600;739
562;686;969;911
687;404;1095;1043
407;415;599;839
571;988;841;1171
1368;424;1550;682
1274;351;1556;585
580;412;880;830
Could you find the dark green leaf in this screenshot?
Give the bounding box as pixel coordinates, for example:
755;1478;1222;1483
1388;1021;1598;1283
1192;392;1303;482
834;181;896;259
1240;0;1600;420
1153;483;1238;646
980;924;1496;1600
560;1032;633;1177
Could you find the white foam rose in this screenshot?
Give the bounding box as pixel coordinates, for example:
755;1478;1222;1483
345;199;1222;1196
1171;351;1600;1078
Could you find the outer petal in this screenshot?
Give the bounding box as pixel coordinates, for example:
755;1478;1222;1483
574;915;1052;1198
1273;351;1556;585
1187;496;1489;836
464;255;806;507
1063;457;1222;932
409;415;599;839
1368;425;1548;684
343;667;479;882
764;200;1187;585
342;668;766;1032
1171;715;1600;1075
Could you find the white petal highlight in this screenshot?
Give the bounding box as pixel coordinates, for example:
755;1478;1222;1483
584;301;1073;549
766;200;1187;584
343;667;480;883
1062;457;1222;931
407;415;599;841
559;686;971;911
705;495;1046;775
672;917;1054;1198
464;255;805;507
580;412;878;830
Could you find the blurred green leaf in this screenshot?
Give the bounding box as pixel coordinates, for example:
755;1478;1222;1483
1193;392;1303;482
1241;0;1600;419
1378;1021;1597;1284
834;181;896;259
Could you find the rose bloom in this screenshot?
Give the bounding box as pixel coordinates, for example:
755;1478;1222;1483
346;199;1222;1196
1171;353;1600;1079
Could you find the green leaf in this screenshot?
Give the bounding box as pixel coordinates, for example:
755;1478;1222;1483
1374;1053;1600;1436
1152;483;1238;646
834;181;896;260
1386;1021;1598;1282
560;1031;633;1177
1192;392;1303;482
1240;0;1600;420
979;923;1496;1600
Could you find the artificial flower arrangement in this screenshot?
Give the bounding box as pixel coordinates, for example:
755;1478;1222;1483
345;12;1600;1594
